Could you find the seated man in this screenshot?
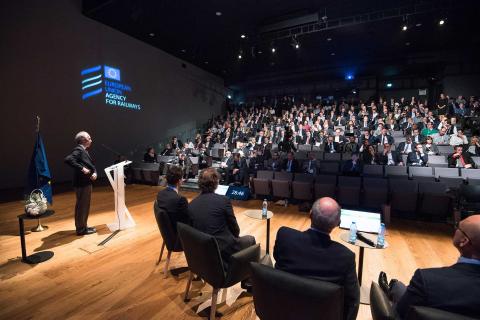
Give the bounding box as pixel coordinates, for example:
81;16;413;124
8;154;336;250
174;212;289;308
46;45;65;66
156;165;190;233
448;145;476;169
274;197;360;320
302;152;318;175
266;152;282;171
342;152;362;176
188;168;255;267
282;151;300;173
379;215;480;318
407;144;428;166
379;143;403;166
398;136;416;155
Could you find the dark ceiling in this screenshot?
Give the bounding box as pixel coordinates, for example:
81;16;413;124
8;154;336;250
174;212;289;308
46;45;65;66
83;0;480;84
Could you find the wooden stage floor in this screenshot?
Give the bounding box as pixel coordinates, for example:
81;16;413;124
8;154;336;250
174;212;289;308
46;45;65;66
0;185;458;320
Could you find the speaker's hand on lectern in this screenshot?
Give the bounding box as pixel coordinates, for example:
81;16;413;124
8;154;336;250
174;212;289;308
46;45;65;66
90;173;97;181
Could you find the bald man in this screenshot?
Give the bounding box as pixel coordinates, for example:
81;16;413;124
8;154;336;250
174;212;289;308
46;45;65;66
273;197;360;320
381;215;480;318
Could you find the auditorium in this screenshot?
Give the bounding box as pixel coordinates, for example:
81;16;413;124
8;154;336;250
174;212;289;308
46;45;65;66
2;1;480;319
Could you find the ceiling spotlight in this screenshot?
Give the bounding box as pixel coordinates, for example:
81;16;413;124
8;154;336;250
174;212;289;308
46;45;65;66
295;43;300;49
215;11;222;16
415;23;422;27
238;54;242;59
149;32;155;37
227;95;232;99
402;25;408;31
439;19;445;25
204;61;209;64
327;37;332;41
271;47;276;53
181;49;186;53
386;82;393;88
240;34;246;38
330;52;335;56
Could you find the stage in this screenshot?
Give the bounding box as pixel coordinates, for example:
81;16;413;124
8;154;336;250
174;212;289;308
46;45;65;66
0;184;458;320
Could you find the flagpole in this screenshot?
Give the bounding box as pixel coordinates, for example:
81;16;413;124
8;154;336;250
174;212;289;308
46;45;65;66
36;116;40;133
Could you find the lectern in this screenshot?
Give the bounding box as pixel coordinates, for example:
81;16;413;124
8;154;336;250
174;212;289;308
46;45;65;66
104;161;135;232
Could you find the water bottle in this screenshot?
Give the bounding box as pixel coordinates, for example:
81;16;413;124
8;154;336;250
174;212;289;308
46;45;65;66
349;222;357;244
262;199;268;219
377;223;386;248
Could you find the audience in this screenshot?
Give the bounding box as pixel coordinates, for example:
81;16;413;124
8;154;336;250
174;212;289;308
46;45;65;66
273;197;360;320
407;144;428;166
379;215;480;318
188;168;255;267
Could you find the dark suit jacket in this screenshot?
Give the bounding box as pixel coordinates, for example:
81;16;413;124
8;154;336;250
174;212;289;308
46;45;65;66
447;152;476;168
407;152;428;166
376;134;394;145
379;151;403;165
324;141;340;153
282;158;300;173
64;145;97;187
156;188;190;233
397;142;417;154
274;227;360;320
396;263;480;319
342;160;362;176
188;192;240;264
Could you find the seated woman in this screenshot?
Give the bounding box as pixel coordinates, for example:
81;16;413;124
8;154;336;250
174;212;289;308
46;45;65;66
143;147;157;163
422;136;439;155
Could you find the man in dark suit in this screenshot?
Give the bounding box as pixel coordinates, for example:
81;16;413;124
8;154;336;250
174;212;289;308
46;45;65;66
274;197;360;320
282;152;300;173
379;144;404;166
64;131;97;235
188;168;255;266
376;128;395;146
379;215;480;319
342;152;362;176
324;135;340;153
397;136;417;155
448;145;476;169
156;165;190;233
407;144;428;166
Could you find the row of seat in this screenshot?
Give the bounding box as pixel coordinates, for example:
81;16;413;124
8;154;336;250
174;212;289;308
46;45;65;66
252;172;474;220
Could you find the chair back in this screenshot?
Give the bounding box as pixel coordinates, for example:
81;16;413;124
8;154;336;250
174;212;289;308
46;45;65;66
177;223;225;288
153;201;181;251
250;263;343;320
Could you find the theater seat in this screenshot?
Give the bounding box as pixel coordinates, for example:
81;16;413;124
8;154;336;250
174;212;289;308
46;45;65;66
292;174;314;201
314;175;337;199
337;176;361;207
363;177;388;210
253;171;274;198
250;262;343;320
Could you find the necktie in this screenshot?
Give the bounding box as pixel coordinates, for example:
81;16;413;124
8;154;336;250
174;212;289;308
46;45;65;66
460;156;465;167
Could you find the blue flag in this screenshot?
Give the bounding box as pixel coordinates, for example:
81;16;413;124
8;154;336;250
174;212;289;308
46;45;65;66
26;132;53;204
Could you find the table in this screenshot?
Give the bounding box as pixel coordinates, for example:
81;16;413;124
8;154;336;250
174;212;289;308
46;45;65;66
18;210;55;264
340;231;388;305
243;209;274;255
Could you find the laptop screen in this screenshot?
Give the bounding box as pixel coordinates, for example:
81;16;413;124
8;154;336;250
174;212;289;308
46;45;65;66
339;209;381;233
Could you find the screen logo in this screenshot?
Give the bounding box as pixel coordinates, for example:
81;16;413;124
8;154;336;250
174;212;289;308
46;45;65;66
80;65;141;110
104;66;121;81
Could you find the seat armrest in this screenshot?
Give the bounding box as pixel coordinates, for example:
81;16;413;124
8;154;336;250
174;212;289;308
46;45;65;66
224;244;261;287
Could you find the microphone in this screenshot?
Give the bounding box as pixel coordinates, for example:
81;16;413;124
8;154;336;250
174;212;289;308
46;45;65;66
356;232;375;247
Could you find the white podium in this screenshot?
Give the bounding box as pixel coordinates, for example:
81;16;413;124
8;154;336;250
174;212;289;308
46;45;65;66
104;161;136;232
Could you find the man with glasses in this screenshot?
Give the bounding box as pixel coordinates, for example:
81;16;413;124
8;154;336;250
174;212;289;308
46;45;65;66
378;215;480;318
